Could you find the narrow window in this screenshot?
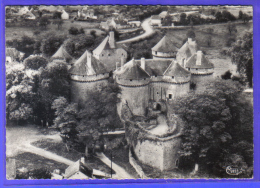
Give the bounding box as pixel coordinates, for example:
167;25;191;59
155;51;157;55
169;94;172;99
172;76;174;79
196;68;198;70
144;78;146;80
157;92;159;94
155;75;157;77
108;54;110;56
188;68;190;71
130;79;132;81
102;54;104;56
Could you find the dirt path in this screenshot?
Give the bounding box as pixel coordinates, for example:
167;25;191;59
149;114;169;136
96;152;134;179
21;144;74;166
6;125;61;158
117;18;154;44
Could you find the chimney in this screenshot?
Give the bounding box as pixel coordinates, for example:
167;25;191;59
196;51;202;66
87;51;92;68
188;38;192;43
121;56;125;68
109;31;115;48
141;57;145;70
116;62;120;70
182;58;185;67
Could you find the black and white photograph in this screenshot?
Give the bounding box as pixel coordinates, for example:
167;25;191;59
5;5;253;180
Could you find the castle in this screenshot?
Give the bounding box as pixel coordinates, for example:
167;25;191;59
67;32;214;116
57;31;214;172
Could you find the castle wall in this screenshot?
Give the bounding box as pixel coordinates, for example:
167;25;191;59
134;137;181;171
148;76;190;101
152;51;176;59
191;73;214;91
118;84;149;116
98;48;127;71
70;74;109;107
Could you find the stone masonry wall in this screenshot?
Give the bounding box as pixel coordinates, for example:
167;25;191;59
134;137;181;171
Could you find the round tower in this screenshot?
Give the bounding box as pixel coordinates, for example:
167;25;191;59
152;35;179;59
69;50;109;108
162;61;191;100
185;51;214;90
114;59;150;116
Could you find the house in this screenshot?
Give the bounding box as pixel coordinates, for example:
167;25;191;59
128;20;141;27
150;15;162;26
6;48;25;63
61;10;69;20
78;8;97;20
93;31;127;70
63;157;93;179
176;38;199;67
159;11;168;19
152;35;180;59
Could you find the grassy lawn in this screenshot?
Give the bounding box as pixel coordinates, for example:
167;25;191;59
31;139;114;175
104;147;140;179
7;152;69;174
5;20;105;41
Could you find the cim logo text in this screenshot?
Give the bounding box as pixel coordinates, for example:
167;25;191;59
226;166;244;175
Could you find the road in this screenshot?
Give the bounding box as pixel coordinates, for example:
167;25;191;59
117;18;155;44
96;152;134;179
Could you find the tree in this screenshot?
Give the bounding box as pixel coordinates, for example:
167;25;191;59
6;63;35;123
90;30;97;38
227;22;237;36
35;60;70;126
222;10;236;21
39;17;50;29
163;15;173;26
229;31;253;87
169;79;253;177
239;11;243;20
52;97;79;150
186;29;196;39
180;13;187;25
23;56;48;70
53;11;62;19
63;34;100;58
215;12;222;22
40;34;67;57
52;81;122;151
7;36;35;58
68;27;85;35
76;81;122;149
53;19;64;30
221;70;232;80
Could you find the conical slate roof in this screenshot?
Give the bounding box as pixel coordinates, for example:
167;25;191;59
176;39;199;62
164;61;191;77
185;52;214;69
93;34;117;56
152;35;179;53
69;50;107;76
52;45;74;61
116;59;150;80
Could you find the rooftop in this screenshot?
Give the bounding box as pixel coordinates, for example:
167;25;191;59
185;51;214;69
152;35;180;53
115;59;150;80
164;61;191;77
69;50;107;76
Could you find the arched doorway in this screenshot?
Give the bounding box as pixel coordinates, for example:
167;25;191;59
156;103;161;111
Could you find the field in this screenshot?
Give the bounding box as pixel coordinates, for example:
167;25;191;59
5;20;105;41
